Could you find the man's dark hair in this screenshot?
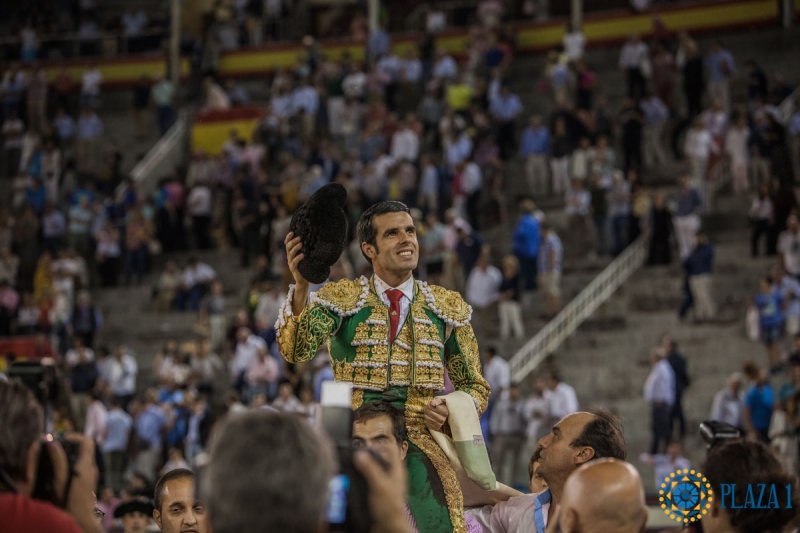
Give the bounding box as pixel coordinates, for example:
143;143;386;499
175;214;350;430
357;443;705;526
154;468;195;512
356;201;410;265
570;408;627;461
0;381;44;481
703;440;797;533
353;402;406;447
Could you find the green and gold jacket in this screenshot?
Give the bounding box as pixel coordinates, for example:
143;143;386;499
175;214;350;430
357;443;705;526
275;276;490;414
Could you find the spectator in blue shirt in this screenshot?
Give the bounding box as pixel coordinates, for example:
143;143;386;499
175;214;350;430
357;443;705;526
742;361;773;442
103;396;133;491
134;389;172;483
77;106;103;173
519;115;550;196
367;24;390;62
456;225;484;276
512;200;540;294
489;84;523;160
755;276;784;373
681;231;716;323
24;178;47;214
704;41;735;113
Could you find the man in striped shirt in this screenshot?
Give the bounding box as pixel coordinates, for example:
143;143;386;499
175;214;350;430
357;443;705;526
353;402;484;533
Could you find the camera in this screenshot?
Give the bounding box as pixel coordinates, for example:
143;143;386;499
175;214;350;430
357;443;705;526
319;382;386;533
687;421;743;533
32;435;82;508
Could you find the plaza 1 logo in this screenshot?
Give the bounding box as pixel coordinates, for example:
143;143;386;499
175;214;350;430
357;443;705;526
659;469;714;526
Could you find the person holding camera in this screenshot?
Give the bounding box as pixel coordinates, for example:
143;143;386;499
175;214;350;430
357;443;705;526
0;380;105;533
278;199;490;533
202;409;412;533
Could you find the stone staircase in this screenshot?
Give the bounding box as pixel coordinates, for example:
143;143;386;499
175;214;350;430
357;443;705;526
91;249;250;380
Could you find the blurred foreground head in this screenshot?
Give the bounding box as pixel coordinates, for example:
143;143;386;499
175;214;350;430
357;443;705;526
202;411;335;533
702;440;797;533
559;458;647;533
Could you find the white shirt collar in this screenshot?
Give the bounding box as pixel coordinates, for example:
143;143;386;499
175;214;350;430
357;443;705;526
373;274;415;302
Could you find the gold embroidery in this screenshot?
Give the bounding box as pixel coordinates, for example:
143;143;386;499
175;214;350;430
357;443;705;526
421;283;472;327
405;389;466;533
351;389;364;410
447;325;490;415
389;321;413;385
277;306;337;363
313;277;369;316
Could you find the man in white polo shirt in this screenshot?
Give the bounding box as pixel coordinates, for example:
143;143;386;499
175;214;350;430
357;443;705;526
178;257;216;311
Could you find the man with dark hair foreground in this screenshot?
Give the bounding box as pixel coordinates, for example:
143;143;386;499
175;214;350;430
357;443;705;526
202;409;412;533
0;380;104;533
352;402;483;533
701;440;797;533
468;409;627;533
153;468;208;533
548;458;648;533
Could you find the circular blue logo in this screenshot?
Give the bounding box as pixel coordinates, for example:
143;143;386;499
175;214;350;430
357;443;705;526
659;469;713;524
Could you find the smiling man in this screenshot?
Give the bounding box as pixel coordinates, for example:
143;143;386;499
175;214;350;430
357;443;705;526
153;469;208;533
277;200;490;533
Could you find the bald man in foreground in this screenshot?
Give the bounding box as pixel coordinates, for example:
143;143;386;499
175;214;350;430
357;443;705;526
549;459;648;533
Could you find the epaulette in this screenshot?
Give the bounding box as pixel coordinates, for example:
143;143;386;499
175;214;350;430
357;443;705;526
417;281;473;327
310;276;370;317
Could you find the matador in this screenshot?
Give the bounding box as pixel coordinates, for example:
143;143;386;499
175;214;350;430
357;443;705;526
276;201;490;533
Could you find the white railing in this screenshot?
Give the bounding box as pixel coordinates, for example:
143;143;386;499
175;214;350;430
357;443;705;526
509;235;649;382
129;109;189;197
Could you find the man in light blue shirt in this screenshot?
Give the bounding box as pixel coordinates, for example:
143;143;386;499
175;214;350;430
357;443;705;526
705;41;735;113
367;25;390;62
77;106;103;173
52;108;75;144
640;94;669;168
103;397;133;491
790;111;800;183
644;347;676;454
134;390;171;482
490;85;523;160
520;115;550;196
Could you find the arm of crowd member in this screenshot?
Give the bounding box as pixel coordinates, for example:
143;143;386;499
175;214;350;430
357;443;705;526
444;323;491;416
49;433;106;533
353;448;412;533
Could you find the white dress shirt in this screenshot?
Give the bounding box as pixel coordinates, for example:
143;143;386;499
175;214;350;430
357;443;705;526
374;274;416;332
466;265;502;308
618;41;649;69
109;354;137;396
710;387;744;427
549;382;579;420
725;126;750;166
644;359;676;404
468;490;550;533
484;356;510;398
390;128;420;162
182;262;216;287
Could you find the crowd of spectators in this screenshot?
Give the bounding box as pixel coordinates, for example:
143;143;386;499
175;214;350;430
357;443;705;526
1;2;800;531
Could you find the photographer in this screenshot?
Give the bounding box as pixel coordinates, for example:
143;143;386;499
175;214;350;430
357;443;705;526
0;380;104;533
701;440;797;533
202;409;412;533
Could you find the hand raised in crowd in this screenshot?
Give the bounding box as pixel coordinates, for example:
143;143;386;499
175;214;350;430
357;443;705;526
424;397;449;432
353;446;412;533
46;433;105;533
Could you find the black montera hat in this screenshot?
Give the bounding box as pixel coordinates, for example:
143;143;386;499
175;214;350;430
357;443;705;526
289;183;349;284
114;497;155;518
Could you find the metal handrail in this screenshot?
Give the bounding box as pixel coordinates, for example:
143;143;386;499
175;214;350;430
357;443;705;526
129;109;189;197
509;235;649;382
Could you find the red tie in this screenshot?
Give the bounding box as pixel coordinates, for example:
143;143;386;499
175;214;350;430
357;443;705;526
386;289;403;343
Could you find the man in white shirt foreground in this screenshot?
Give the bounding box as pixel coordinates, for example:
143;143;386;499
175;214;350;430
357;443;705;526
468;409;627;533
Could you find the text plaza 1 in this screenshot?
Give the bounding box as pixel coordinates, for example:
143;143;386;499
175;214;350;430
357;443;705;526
719;484;793;509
